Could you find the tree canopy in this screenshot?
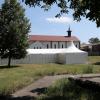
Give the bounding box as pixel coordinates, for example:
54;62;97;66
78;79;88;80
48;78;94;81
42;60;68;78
0;0;30;67
88;37;100;44
23;0;100;27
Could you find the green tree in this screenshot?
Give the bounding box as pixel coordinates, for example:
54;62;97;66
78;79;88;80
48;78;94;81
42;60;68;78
0;0;30;68
88;37;100;44
23;0;100;27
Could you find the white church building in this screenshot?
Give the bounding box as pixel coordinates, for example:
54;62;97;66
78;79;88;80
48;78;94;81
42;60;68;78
29;28;80;49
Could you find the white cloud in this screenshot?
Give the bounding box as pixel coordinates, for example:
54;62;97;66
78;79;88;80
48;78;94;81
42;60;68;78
46;16;73;24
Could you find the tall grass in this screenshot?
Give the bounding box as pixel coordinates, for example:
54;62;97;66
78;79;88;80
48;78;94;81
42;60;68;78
82;65;93;74
38;78;100;100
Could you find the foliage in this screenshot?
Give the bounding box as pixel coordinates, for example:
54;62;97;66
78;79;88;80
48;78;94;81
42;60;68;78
38;78;100;100
82;65;93;74
23;0;100;27
88;37;100;44
45;78;82;100
0;0;30;67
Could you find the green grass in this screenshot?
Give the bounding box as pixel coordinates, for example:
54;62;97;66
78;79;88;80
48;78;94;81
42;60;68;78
38;78;100;100
0;56;100;95
88;56;100;64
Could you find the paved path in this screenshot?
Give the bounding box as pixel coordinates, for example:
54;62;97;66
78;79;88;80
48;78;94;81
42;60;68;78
12;74;100;98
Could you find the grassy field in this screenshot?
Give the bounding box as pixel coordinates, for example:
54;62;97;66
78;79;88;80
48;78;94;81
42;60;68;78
0;56;100;95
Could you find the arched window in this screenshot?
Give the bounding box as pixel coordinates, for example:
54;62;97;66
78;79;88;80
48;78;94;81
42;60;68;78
54;44;56;48
76;45;77;47
62;44;63;48
47;44;49;48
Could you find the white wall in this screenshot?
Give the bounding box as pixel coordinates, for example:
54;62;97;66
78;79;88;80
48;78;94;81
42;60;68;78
52;42;59;48
30;41;52;49
57;53;87;64
42;42;51;48
29;41;45;49
29;41;80;49
59;42;66;48
74;41;80;48
67;41;80;48
0;52;87;65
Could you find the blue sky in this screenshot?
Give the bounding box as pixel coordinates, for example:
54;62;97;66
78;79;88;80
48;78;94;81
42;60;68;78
0;0;100;43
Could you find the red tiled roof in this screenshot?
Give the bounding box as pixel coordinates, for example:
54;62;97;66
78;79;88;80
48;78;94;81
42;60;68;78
29;35;80;42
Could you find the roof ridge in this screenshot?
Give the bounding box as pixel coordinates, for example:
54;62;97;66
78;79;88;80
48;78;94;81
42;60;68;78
29;35;76;37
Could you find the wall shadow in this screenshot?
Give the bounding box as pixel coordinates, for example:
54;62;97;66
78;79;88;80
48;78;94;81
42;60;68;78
31;87;47;95
0;65;21;69
93;62;100;65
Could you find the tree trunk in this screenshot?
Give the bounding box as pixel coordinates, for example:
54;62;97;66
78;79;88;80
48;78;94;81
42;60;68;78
8;54;11;68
